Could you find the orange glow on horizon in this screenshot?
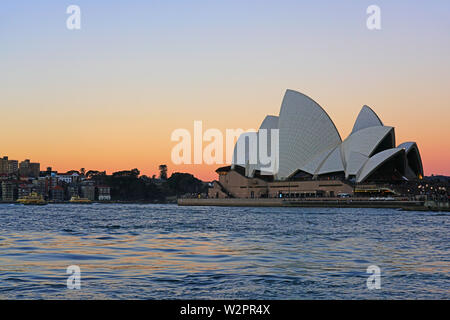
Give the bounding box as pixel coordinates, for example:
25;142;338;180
2;86;449;182
2;99;449;183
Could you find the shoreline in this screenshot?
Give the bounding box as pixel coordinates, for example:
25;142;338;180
0;200;177;205
2;199;449;211
177;198;450;211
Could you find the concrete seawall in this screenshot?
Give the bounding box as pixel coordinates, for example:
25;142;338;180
178;198;429;209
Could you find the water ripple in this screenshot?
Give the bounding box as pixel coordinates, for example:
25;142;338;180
0;204;448;299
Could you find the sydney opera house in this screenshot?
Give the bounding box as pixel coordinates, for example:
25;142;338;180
209;89;423;199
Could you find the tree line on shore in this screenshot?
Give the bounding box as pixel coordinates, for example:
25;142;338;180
89;166;207;202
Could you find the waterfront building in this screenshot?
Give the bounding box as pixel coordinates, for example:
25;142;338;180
47;176;58;188
31;179;46;197
67;183;79;199
51;186;65;202
97;185;111;201
1;181;15;201
57;173;75;184
81;185;96;201
18;184;32;199
211;90;423;199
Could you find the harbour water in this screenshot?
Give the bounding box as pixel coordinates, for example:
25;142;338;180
0;204;448;299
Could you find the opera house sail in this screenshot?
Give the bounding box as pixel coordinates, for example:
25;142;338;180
215;89;423;199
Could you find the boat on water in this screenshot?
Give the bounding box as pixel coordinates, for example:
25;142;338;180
17;192;47;205
69;196;92;204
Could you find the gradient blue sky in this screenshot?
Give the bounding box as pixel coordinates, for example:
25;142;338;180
1;1;449;179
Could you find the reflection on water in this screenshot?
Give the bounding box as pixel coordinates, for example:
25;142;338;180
0;204;448;299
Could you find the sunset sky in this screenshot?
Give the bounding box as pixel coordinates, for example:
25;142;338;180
1;1;449;181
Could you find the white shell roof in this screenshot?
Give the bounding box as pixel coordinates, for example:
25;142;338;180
345;151;369;178
356;148;405;183
397;141;424;177
342;126;393;161
316;145;345;175
228;90;422;184
351;105;384;134
259;115;279;131
277;90;341;179
300;147;335;175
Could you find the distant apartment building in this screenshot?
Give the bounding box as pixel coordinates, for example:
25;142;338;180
51;186;65;202
1;181;15;201
8;160;18;175
42;167;58;177
81;185;96;201
35;176;54;199
67;184;79;199
0;156;18;175
18;184;32;199
19;159;40;178
56;174;72;184
0;157;7;174
47;176;58;189
57;172;80;184
98;186;111;201
31;179;46;197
